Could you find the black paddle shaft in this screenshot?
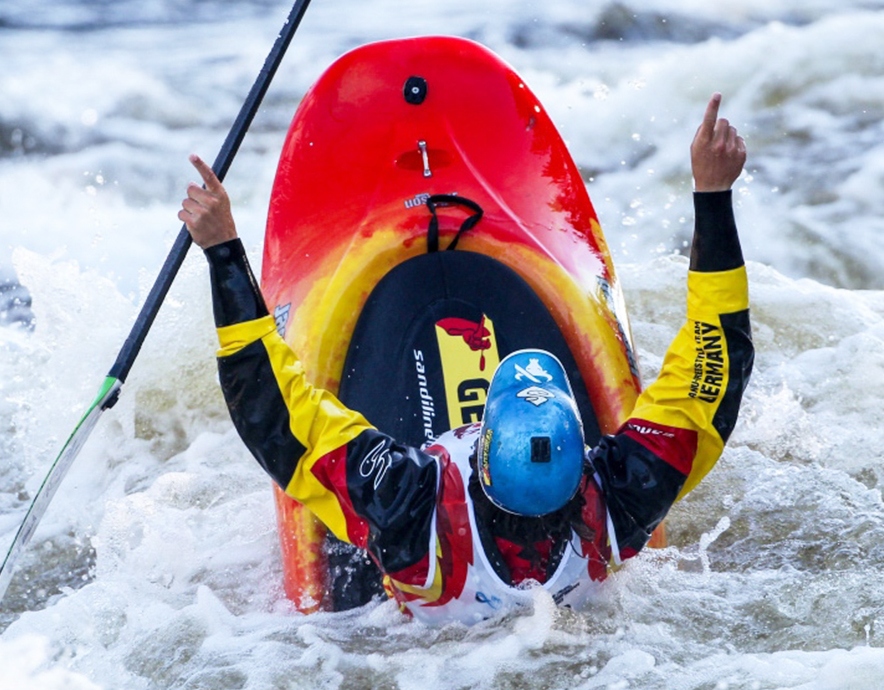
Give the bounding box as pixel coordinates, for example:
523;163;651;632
107;0;313;385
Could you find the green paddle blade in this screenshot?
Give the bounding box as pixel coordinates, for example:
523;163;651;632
0;376;121;604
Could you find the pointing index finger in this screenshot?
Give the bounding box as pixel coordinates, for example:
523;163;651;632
698;92;723;140
188;154;222;192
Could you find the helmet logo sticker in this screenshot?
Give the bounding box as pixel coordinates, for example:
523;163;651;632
514;358;553;383
517;386;554;406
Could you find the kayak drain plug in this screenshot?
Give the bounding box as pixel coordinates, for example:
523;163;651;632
404;76;428;105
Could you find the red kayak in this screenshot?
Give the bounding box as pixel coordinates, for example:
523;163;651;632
260;36;646;612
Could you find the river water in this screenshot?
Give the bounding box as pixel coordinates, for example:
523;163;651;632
3;1;884;688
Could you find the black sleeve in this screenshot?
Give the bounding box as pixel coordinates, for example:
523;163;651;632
588;436;687;557
218;338;307;490
343;429;439;573
204;238;269;327
690;191;744;272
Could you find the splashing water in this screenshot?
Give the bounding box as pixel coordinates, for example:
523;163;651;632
4;1;884;688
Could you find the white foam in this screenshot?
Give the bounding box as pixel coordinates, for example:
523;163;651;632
4;1;884;688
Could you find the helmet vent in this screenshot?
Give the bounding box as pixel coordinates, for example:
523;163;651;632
530;437;551;463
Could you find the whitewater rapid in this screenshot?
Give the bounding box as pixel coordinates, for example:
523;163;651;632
3;1;884;688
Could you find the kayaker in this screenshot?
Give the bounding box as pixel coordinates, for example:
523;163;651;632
179;93;753;624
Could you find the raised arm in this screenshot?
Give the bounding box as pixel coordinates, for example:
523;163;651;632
178;156;439;579
589;93;754;561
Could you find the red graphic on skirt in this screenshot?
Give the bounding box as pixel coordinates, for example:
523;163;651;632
437;316;492;370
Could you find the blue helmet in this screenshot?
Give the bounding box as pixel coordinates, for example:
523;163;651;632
477;349;586;516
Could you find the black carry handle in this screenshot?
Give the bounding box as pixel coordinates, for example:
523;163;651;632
426;194;484;253
107;0;314;385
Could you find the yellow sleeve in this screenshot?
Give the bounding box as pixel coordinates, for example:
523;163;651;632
629;266;752;498
216;315;375;539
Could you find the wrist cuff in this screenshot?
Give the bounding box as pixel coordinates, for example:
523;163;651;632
690;191;743;272
204;238;269;327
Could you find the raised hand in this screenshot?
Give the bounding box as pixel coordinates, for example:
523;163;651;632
178;154;238;248
690;93;746;192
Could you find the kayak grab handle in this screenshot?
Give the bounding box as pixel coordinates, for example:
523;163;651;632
426;194;484;253
418;140;432;177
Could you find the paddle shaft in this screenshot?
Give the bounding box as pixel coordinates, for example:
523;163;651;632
108;0;313;384
0;0;314;606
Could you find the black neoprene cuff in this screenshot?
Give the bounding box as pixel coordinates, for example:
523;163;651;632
204;238;269;327
690;190;744;272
